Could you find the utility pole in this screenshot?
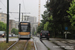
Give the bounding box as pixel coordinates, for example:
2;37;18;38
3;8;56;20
22;13;23;21
19;4;21;23
6;0;9;43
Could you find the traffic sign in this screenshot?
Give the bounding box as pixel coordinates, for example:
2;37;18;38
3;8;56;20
65;27;68;30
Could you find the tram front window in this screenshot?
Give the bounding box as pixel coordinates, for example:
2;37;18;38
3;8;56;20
21;25;28;32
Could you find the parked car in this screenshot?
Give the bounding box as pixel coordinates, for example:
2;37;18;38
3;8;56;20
0;31;6;38
13;34;16;37
40;30;50;40
9;34;12;37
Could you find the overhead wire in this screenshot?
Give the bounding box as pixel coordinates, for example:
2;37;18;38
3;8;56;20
0;0;7;9
0;0;19;20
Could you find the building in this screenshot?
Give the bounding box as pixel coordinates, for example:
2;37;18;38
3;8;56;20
23;15;37;23
22;15;38;34
0;13;7;23
15;21;19;29
9;20;15;34
0;13;19;34
9;20;19;34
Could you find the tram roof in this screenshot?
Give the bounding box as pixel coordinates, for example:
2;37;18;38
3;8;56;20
20;21;30;23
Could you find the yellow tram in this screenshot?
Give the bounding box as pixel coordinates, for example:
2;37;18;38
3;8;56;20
18;21;31;40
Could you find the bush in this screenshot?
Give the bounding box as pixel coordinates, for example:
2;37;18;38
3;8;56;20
11;28;18;35
0;22;6;31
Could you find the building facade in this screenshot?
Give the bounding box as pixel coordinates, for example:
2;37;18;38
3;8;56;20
0;13;19;34
0;13;7;23
15;21;19;29
22;15;38;35
9;20;19;34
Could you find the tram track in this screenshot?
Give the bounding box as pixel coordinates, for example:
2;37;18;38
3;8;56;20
24;40;29;50
7;40;29;50
7;40;19;50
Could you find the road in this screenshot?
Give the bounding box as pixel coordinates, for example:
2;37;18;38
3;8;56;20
36;36;75;50
33;36;63;50
33;36;47;50
42;39;63;50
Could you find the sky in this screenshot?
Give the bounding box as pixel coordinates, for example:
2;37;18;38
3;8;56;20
0;0;47;22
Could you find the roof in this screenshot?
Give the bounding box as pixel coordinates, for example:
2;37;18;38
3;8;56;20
0;13;7;15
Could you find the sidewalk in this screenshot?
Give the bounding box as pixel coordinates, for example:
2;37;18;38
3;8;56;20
50;38;75;50
50;38;75;42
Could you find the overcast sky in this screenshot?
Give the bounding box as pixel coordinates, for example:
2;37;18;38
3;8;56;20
0;0;47;22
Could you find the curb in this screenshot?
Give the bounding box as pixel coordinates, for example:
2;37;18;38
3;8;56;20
32;38;37;50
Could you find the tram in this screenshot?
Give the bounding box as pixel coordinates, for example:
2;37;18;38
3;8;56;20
18;21;31;40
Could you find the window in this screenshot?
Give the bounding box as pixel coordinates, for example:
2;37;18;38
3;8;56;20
21;25;28;32
1;14;4;17
1;18;4;21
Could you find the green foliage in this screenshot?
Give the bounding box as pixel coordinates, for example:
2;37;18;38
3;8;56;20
11;28;18;35
37;23;44;33
37;0;73;38
41;10;49;24
44;22;49;30
67;0;75;26
0;22;6;31
48;15;53;20
34;32;36;35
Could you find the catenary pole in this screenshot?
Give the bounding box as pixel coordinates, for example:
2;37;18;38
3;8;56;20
6;0;9;43
22;13;23;21
19;4;21;23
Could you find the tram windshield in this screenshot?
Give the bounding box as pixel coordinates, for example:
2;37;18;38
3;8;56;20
21;25;28;32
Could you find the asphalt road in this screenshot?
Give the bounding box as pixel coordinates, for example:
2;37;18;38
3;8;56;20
33;36;63;50
33;36;47;50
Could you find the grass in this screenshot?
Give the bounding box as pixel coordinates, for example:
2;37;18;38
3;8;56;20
0;41;15;50
27;41;34;50
10;40;26;50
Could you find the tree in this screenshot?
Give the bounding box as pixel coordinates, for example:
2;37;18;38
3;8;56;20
49;0;72;35
0;22;6;31
37;23;44;33
67;0;75;34
11;28;18;35
37;0;72;38
67;0;75;26
44;21;49;30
